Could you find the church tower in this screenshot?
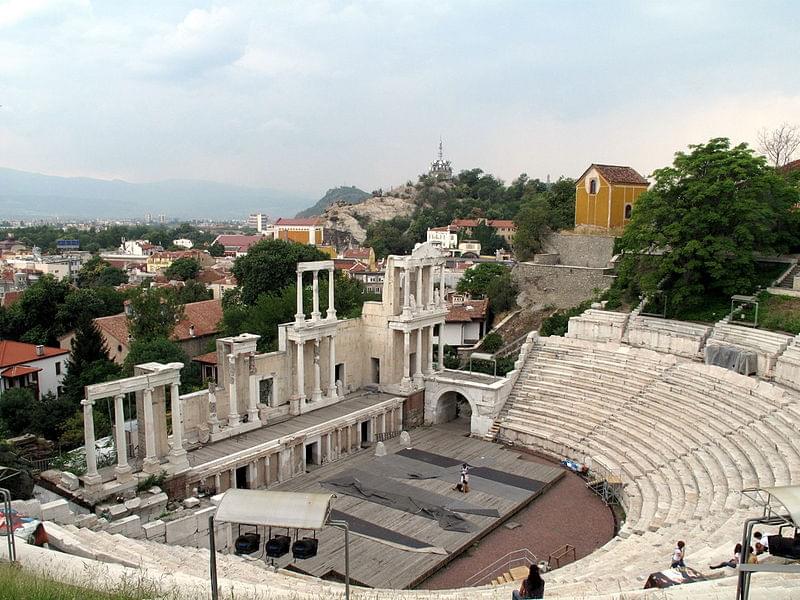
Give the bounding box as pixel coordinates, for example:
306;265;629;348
429;138;453;180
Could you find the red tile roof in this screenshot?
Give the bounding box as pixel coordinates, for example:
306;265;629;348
1;291;23;308
343;247;371;259
451;218;516;230
446;298;489;322
192;351;218;365
212;235;265;252
0;340;68;367
348;262;368;273
95;299;223;344
275;218;322;227
579;164;649;186
1;365;42;378
779;159;800;174
333;259;357;270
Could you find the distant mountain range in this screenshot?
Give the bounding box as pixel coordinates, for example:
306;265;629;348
295;186;370;218
0;167;313;220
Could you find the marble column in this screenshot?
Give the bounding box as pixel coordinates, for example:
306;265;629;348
247;376;261;424
82;399;101;485
401;330;411;389
328;335;337;398
326;267;336;320
230;467;237;489
214;472;221;494
402;267;411;315
295;340;306;402
413;328;424;387
416;265;423;310
113;394;132;481
427;265;435;309
438;325;445;371
168;382;189;470
439;263;446;305
227;354;240;427
312;338;323;402
312;270;321;320
295;271;304;323
425;325;434;374
142;387;160;474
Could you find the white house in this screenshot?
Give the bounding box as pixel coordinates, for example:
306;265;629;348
0;340;69;399
172;238;194;249
119;240;163;256
438;294;490;347
426;226;458;249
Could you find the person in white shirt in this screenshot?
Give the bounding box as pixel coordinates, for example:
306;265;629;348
671;540;686;569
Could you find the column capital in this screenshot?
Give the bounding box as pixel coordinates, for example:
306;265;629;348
81;398;94;407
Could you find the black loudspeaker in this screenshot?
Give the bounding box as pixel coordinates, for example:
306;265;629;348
234;532;261;555
265;534;291;558
292;537;319;559
768;534;800;560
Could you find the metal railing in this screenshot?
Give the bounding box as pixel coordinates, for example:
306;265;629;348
0;488;17;563
464;548;536;587
375;431;401;442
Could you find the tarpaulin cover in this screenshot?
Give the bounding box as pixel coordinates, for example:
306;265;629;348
321;469;499;532
705;344;758;375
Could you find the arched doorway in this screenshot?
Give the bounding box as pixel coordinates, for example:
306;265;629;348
433;391;473;431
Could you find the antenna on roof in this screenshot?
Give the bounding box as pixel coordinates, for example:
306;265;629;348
438;136;443;161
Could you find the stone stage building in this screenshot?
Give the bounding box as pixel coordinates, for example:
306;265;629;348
75;244;526;504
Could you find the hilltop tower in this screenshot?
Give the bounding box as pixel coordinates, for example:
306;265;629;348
429;138;453;180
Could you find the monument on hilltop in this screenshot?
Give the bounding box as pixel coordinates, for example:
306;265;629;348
429;138;453;180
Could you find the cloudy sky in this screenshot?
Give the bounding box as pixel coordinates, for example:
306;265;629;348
0;0;798;196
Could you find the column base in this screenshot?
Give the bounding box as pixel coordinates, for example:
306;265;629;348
311;311;321;321
311;389;323;403
168;449;190;471
328;386;338;400
227;413;241;427
326;311;337;320
114;464;134;483
400;376;412;393
413;373;424;388
207;418;220;434
247;409;261;425
83;473;102;487
142;458;161;475
289;397;302;416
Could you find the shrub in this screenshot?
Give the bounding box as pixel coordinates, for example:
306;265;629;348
480;332;503;353
540;300;592;337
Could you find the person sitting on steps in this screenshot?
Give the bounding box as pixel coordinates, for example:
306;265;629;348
512;563;544;600
710;543;742;569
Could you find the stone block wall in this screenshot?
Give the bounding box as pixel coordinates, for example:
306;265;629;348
403;390;424;427
541;232;616;268
513;263;615;311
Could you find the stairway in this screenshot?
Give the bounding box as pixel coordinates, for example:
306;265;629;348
775;263;800;289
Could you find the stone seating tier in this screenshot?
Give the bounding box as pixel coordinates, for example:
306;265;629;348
495;335;800;596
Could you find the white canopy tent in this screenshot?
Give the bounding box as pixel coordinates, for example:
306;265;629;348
207;489;349;600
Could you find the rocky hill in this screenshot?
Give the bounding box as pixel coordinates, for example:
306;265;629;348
321;181;454;243
295;185;370;218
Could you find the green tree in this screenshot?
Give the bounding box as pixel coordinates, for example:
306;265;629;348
364;217;415;258
468;222;506;254
232;240;327;305
486;269;518;314
208;242;225;257
3;275;72;345
546;177;577;231
0;388;37;435
513;195;550;261
619;138;798;312
457;263;510;297
174;279;213;303
164;257;201;281
127;287;185;341
61;320;120;405
123;337;191;377
76;256;127;288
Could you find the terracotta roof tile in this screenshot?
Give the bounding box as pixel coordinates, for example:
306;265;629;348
1;365;42;378
95;299;222;344
192;351;218;365
0;340;68;368
275;218;322;227
446;298;489;322
342;248;371;259
580;164;649;186
779;159;800;174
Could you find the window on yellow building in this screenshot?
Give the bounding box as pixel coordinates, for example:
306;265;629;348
589;178;598;194
624;204;632;219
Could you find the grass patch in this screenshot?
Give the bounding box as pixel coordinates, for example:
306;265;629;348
0;564;160;600
757;293;800;334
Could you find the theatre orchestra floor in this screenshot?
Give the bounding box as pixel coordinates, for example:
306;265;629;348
269;422;563;589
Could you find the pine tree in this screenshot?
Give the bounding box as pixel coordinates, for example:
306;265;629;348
61;320;119;404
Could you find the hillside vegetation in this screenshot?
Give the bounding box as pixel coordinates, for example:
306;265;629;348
295;185;370;218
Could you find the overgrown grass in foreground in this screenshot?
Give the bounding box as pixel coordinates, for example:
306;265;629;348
0;564;157;600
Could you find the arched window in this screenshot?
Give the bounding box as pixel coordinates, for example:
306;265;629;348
589;178;598;194
624;204;632;219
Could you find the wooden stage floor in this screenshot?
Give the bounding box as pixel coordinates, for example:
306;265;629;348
270;422;563;589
